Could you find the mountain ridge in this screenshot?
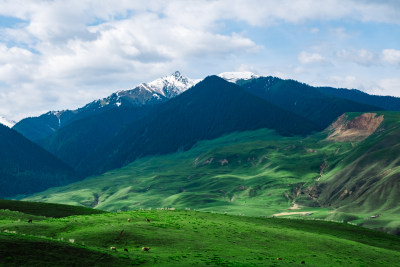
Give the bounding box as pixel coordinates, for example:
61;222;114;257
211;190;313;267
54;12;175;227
13;71;197;141
237;76;383;130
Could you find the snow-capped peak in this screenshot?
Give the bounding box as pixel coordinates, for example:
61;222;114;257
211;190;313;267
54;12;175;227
0;116;16;128
82;71;199;111
140;71;199;98
217;71;260;83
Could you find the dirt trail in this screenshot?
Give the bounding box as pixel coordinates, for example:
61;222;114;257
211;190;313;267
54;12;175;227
273;211;315;217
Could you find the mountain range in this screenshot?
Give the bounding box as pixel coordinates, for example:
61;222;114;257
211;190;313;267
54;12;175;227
2;70;400;235
12;71;390;177
13;71;198;142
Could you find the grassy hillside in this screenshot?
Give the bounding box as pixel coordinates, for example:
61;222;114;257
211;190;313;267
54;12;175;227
24;129;335;212
24;111;400;235
315;111;400;235
1;201;399;266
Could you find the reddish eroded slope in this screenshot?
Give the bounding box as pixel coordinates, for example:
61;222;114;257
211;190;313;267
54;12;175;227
327;113;384;142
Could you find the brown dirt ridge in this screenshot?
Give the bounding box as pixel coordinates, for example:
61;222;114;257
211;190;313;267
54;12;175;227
327;113;384;142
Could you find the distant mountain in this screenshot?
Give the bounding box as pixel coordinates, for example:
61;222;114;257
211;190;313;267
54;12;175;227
0;123;77;197
13;71;197;142
317;86;400;111
236;77;382;130
75;76;318;175
0;116;16;128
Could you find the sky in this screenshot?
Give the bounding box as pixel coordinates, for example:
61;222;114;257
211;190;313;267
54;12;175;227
0;0;399;121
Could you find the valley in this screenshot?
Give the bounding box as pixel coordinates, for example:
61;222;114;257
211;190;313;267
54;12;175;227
23;111;400;235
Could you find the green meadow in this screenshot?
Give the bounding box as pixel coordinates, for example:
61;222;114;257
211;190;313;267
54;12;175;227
1;200;400;266
25;128;345;214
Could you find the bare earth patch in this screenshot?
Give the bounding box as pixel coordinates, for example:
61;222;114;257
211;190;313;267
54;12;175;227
327;113;384;142
273;211;315;217
288;203;300;210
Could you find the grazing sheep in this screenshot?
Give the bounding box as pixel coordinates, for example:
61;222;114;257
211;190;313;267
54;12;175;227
110;246;116;251
146;218;150;223
142;247;150;252
28;219;32;223
127;218;131;222
124;248;128;252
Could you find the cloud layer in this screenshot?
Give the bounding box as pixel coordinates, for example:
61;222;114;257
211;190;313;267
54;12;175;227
0;0;399;120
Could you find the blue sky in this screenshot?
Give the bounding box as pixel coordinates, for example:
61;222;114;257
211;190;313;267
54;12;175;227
0;0;399;121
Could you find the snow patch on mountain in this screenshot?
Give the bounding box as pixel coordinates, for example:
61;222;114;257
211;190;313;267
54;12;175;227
218;72;260;83
0;116;16;128
137;71;199;98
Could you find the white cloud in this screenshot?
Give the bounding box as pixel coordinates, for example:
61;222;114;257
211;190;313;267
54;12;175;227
378;78;400;96
337;49;400;67
0;0;400;120
313;75;400;97
381;49;400;65
0;1;261;120
336;49;377;66
298;51;327;64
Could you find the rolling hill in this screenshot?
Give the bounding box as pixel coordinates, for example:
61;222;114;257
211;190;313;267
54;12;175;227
1;200;399;266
